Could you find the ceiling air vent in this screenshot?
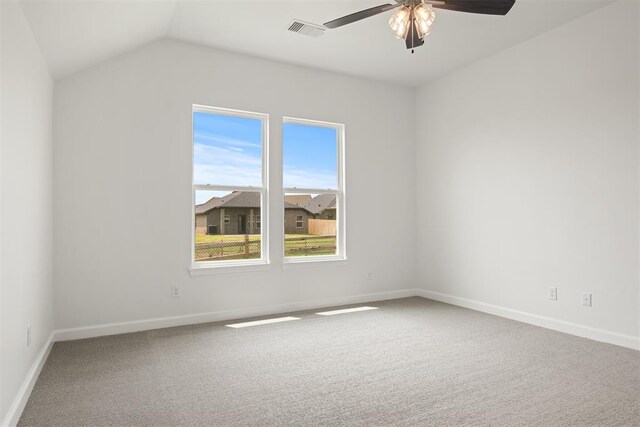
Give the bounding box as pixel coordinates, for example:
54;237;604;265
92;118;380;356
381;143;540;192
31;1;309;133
287;20;326;38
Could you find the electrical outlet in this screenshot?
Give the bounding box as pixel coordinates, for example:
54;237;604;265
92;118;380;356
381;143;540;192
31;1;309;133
548;287;557;301
367;272;373;281
582;292;592;307
27;324;31;347
171;286;181;298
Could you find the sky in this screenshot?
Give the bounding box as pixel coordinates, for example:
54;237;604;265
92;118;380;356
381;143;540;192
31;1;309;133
194;112;337;204
283;122;337;190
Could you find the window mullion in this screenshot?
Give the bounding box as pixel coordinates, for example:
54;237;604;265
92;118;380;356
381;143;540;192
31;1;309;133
284;188;339;195
194;184;263;192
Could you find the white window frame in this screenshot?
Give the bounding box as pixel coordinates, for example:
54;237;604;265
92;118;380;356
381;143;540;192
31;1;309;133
283;117;346;264
296;215;304;229
190;105;269;274
224;215;230;224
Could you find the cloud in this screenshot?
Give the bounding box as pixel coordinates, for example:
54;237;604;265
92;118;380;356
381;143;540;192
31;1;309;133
283;165;337;190
194;132;261;149
193;144;338;191
194;143;262;187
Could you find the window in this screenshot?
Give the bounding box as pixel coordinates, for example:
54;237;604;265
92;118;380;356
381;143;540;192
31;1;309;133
283;117;345;261
192;105;268;268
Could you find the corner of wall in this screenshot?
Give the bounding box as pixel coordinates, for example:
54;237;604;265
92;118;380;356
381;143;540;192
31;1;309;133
0;0;55;424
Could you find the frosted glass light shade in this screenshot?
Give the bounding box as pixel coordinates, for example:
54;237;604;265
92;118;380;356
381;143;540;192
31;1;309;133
389;6;411;39
414;2;436;38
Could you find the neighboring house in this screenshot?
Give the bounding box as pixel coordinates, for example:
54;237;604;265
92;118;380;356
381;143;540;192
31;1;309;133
303;194;337;220
284;194;312;207
196;191;312;235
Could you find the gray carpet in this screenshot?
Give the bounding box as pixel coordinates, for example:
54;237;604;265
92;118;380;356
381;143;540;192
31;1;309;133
19;297;640;426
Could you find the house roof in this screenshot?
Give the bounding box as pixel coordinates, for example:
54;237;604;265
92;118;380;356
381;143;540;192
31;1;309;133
303;194;337;215
284;194;312;207
196;192;307;215
194;195;231;215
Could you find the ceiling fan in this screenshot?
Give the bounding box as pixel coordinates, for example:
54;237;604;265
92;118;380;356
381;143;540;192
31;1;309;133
323;0;516;53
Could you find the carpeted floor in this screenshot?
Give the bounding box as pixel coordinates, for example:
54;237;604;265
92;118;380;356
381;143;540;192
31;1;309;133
19;297;640;426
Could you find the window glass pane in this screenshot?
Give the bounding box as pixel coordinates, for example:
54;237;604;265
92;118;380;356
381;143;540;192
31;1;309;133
284;193;337;257
195;190;262;263
193;111;262;186
283;122;337;189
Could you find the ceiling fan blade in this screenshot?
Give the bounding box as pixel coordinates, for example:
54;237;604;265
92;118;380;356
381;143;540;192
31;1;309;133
324;3;400;29
431;0;515;16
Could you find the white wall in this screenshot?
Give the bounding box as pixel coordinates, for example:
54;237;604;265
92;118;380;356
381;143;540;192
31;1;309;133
416;1;640;341
53;39;416;330
1;0;54;423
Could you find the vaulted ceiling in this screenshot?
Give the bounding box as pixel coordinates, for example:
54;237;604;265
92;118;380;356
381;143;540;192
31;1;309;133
20;0;615;86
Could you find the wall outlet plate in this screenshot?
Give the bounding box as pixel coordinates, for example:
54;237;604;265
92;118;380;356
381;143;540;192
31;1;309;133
582;292;592;307
27;324;32;347
171;286;181;298
548;287;557;301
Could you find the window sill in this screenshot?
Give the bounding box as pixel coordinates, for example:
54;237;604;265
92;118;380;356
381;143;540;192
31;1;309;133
188;260;271;276
282;256;348;270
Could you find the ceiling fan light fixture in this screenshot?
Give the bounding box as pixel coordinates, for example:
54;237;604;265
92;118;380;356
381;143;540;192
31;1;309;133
388;6;411;39
414;2;436;38
322;0;514;53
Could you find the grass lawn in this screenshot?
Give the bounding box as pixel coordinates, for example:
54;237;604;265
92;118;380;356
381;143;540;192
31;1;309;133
194;234;337;259
195;234;331;243
195;234;261;243
284;235;336;256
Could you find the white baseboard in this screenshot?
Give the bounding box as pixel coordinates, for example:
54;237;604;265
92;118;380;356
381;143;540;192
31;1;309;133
416;289;640;351
53;288;640;350
1;332;54;427
54;288;420;341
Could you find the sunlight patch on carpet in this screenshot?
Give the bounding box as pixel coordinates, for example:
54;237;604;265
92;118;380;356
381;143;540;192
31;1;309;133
316;306;378;316
226;316;301;328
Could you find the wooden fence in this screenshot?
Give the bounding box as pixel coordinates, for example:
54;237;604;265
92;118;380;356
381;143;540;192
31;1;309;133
283;235;336;257
194;234;337;261
308;219;336;236
194;236;260;261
